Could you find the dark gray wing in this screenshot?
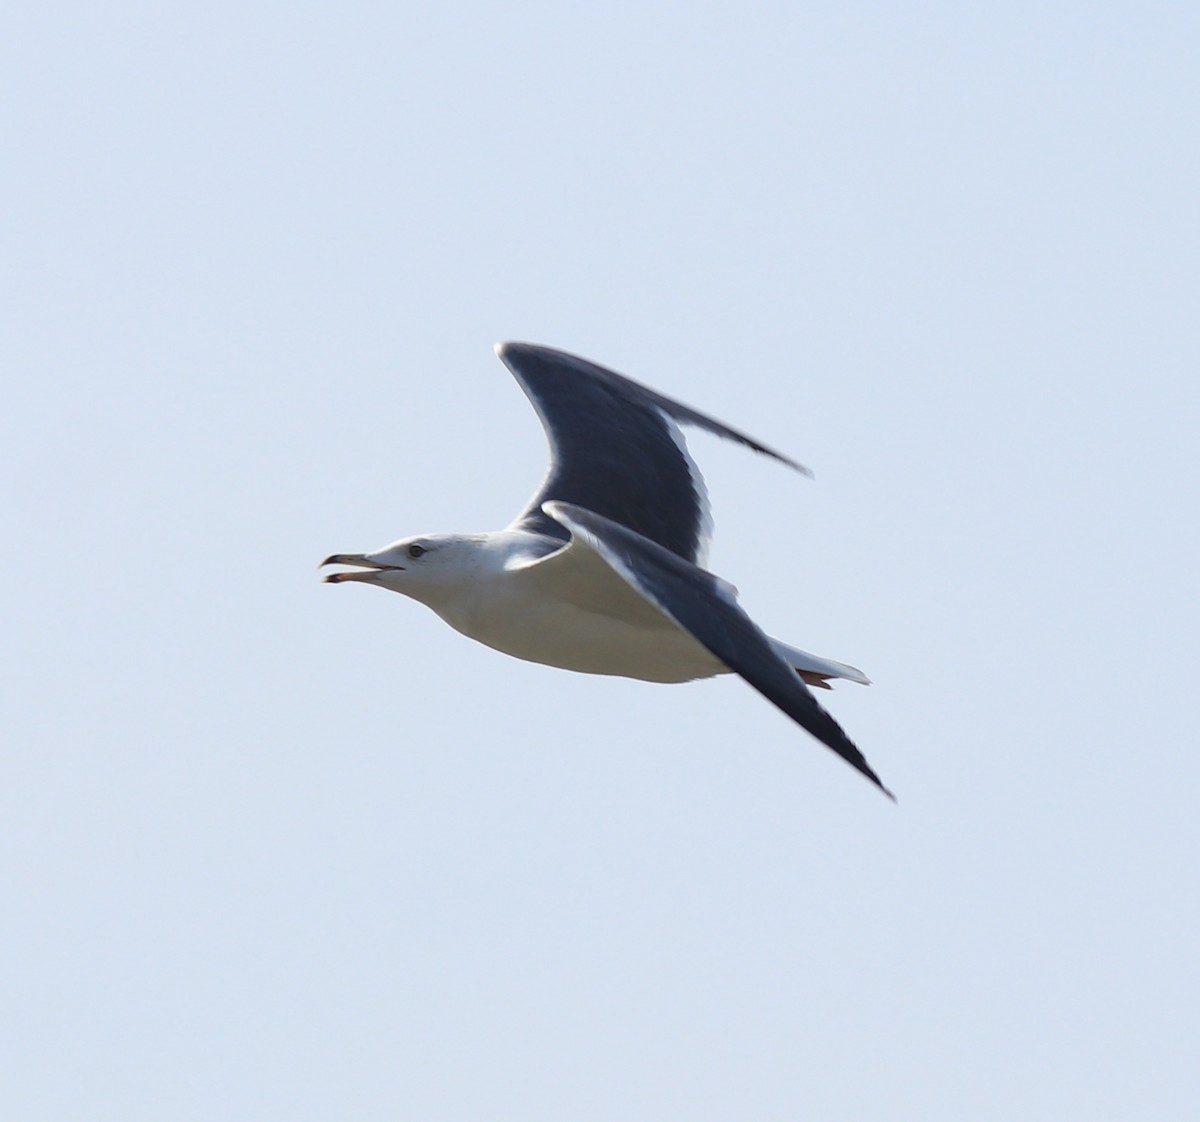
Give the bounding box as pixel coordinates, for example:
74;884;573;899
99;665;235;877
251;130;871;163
543;500;893;799
497;342;809;565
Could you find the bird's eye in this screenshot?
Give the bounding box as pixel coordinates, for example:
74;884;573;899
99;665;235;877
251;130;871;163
407;544;426;559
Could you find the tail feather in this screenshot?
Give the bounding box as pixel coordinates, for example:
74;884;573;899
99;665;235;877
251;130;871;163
769;638;871;687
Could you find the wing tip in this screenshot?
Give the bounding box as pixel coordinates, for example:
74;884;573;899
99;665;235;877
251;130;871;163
845;753;894;800
859;762;896;802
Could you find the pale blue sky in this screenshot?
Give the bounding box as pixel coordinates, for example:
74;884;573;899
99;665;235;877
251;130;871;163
4;3;1198;1119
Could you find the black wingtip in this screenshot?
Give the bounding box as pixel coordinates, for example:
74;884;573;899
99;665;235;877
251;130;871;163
856;761;896;802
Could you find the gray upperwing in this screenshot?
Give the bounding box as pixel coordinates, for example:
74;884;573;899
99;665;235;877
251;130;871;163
543;500;894;799
496;342;810;565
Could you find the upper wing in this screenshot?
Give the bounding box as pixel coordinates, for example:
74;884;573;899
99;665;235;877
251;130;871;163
542;500;893;799
496;342;809;566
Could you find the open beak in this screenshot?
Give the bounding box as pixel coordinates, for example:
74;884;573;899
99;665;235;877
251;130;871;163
320;553;405;584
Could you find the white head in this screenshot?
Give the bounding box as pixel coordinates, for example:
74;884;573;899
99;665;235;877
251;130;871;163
321;533;490;607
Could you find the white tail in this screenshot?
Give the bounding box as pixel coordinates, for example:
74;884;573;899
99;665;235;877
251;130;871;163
768;638;871;689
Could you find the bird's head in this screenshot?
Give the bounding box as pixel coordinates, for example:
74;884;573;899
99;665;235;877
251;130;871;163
321;533;489;604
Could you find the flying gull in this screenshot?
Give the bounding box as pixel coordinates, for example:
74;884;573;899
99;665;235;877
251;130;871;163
323;343;891;797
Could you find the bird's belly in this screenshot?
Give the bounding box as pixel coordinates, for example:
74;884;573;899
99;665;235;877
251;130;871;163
435;593;727;684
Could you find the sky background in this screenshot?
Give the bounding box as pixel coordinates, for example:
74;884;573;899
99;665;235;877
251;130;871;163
4;3;1199;1119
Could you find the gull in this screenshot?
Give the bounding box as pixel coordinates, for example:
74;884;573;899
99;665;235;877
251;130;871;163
322;343;891;797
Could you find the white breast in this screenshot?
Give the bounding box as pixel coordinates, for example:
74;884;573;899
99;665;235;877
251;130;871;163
430;547;727;684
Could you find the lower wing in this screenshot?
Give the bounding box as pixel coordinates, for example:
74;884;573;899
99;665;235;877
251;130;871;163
541;501;893;799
